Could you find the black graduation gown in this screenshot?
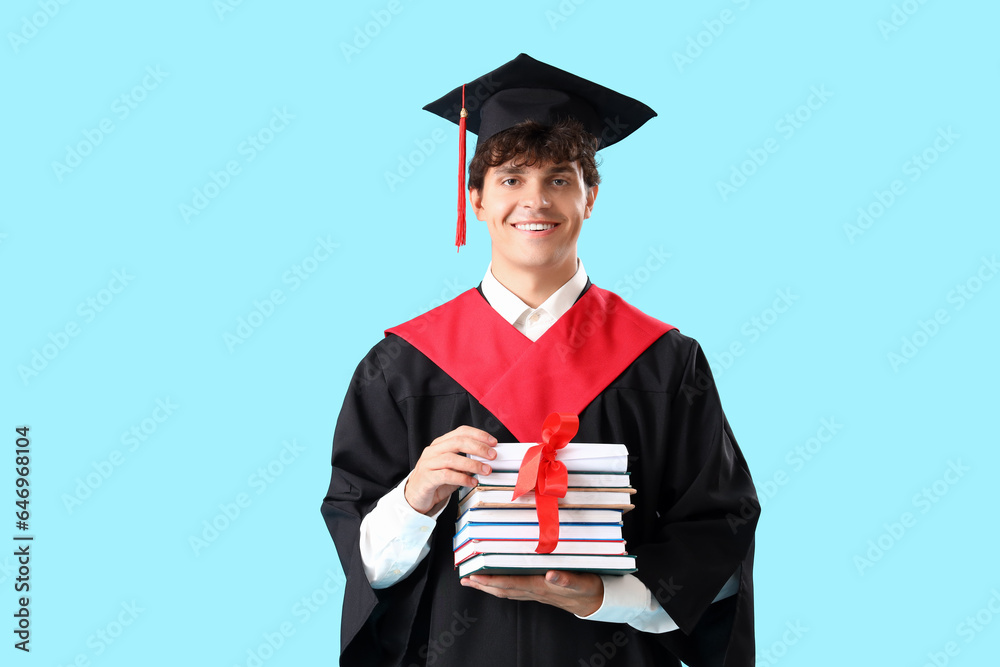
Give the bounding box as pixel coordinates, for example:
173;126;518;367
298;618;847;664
321;283;759;667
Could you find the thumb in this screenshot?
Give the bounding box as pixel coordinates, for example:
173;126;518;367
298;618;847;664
545;570;573;588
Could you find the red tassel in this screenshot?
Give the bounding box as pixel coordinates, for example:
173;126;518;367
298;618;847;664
456;84;467;250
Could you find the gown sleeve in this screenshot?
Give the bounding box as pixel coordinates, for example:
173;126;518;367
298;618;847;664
631;335;760;667
320;338;430;665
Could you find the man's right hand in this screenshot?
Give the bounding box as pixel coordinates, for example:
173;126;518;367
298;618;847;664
404;426;497;515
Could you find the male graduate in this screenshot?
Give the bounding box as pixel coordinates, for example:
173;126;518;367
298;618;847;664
322;53;759;667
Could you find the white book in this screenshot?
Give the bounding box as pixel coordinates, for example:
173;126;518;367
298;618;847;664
453;522;623;545
470;471;631;488
454;539;627;565
469;442;629;472
458;486;635;511
458;553;637;577
458;482;634;501
455;507;623;531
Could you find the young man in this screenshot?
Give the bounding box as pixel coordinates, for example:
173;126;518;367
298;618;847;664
322;54;759;667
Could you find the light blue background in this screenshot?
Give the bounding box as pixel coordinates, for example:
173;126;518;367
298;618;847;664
4;1;998;665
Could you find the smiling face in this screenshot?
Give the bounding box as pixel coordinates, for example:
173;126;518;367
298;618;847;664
469;159;597;285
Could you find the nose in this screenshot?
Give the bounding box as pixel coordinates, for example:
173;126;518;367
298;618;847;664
519;179;551;209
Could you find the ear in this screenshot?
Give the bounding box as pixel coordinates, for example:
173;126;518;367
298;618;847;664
469;187;486;221
583;185;598;220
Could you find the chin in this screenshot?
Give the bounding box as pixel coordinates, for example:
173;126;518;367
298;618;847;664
516;253;568;270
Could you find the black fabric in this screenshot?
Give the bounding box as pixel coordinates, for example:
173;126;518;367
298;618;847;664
321;297;759;667
422;53;657;150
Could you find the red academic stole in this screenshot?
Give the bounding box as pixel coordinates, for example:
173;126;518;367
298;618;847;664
385;285;675;443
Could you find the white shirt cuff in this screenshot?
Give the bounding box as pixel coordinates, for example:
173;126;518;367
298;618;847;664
359;472;448;588
575;574;680;634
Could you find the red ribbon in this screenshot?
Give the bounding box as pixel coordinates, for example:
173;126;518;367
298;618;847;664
512;412;579;554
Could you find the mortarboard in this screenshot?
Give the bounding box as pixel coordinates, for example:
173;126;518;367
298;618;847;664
422;53;657;250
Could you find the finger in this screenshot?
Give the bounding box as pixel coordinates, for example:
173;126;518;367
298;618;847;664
454;436;498;462
461;576;535;601
408;463;475;495
468;574;546;592
425;441;496;470
545;571;572;588
449;425;499;444
426;468;479;489
422;451;491;478
456;451;493;476
545;571;603;598
431;426;495;448
426;435;497;461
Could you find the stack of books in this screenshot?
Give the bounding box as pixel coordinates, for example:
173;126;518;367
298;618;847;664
454;442;637;577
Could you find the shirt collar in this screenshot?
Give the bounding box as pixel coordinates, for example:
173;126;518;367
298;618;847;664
480;259;589;326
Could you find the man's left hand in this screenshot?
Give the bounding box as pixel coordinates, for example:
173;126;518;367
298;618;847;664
460;571;604;617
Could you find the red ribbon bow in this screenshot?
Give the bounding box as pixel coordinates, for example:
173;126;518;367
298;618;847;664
511;412;579;554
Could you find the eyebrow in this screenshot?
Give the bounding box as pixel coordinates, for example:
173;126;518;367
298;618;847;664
494;165;576;176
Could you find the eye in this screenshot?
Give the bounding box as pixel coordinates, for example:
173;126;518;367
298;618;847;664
501;178;519;186
552;178;568;186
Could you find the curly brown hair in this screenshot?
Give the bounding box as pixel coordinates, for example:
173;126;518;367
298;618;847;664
467;118;601;192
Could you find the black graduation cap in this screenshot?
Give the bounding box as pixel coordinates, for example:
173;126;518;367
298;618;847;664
422;53;657;249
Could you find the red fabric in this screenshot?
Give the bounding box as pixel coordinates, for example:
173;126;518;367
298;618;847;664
385;285;675;443
512;413;578;553
456;85;467;249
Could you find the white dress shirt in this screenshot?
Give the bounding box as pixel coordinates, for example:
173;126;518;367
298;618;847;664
358;260;682;633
